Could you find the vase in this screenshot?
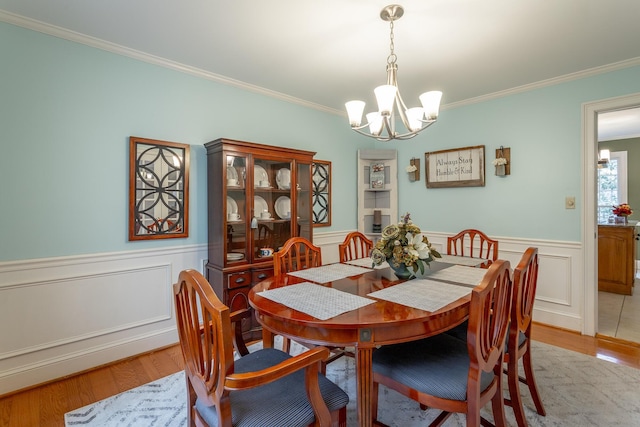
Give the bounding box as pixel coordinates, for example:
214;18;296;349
389;262;414;280
616;215;628;224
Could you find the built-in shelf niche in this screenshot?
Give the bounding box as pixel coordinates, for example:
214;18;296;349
357;149;398;243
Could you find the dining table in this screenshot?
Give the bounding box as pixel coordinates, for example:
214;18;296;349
248;258;489;427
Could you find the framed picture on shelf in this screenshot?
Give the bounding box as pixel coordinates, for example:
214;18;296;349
370;163;385;189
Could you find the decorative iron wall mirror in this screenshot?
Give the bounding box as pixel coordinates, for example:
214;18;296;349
129;136;190;240
312;160;331;226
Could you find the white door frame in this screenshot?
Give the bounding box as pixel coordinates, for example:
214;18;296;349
582;92;640;336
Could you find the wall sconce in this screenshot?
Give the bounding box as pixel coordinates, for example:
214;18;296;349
598;149;610;168
406;157;420;182
493;146;510;177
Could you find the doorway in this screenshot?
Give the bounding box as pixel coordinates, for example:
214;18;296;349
596;147;639;341
583;94;640;339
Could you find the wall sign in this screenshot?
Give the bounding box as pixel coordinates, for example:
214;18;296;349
425;145;485;188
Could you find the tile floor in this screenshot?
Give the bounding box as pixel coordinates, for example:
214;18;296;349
598;276;640;342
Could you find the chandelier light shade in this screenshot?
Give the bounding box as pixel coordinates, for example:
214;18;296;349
345;4;443;141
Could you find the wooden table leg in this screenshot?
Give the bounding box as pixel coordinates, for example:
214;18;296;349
261;326;274;349
355;346;374;427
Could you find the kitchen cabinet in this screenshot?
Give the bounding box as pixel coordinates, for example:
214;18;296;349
205;138;315;341
598;224;637;295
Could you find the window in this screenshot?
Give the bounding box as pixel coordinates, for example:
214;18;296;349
597;151;628;223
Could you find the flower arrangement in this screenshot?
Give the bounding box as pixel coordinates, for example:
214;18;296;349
371;213;441;276
492;157;508;166
405;164;418;173
612;203;633;216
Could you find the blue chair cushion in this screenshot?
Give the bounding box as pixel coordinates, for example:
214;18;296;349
372;334;495;401
195;348;349;427
444;320;468;341
445;321;526;353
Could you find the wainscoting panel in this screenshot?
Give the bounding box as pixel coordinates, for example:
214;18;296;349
0;264;172;361
0;245;207;395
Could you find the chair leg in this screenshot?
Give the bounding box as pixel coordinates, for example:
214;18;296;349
430;411;453;427
465;399;481;427
506;356;528;427
282;336;291;353
522;348;546;416
490;374;508;427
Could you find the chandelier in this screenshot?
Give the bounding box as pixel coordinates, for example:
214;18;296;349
345;4;443;142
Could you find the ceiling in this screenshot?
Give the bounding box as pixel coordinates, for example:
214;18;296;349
2;0;640;139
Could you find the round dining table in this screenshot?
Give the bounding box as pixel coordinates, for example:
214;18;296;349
248;263;473;427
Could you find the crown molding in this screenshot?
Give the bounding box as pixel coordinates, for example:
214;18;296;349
0;10;338;115
3;9;640;117
443;57;640;110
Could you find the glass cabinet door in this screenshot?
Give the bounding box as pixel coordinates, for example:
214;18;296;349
296;161;312;241
225;154;248;265
252;158;293;260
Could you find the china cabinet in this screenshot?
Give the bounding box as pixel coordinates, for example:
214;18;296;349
357;149;398;244
205;138;315;340
598;224;637;295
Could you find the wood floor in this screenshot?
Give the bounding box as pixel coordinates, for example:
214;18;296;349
2;323;640;427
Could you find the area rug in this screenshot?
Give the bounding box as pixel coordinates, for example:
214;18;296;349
65;340;640;426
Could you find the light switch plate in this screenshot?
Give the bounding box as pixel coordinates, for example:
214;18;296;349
565;196;576;209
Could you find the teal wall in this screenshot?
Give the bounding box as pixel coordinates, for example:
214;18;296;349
391;66;640;240
3;20;640;262
0;21;372;261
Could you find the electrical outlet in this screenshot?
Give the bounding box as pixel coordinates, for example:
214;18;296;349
565;196;576;209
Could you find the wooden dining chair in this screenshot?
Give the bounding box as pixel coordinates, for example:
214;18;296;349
447;228;498;267
173;269;349;427
274;236;323;276
505;247;546;427
274;237;349;363
371;260;514;427
338;231;373;263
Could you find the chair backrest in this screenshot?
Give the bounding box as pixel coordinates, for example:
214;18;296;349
467;259;513;376
173;269;234;408
338;231;374;262
447;228;498;265
274;237;322;276
511;247;539;341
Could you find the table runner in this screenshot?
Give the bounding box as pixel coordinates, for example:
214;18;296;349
257;282;375;320
367;279;471;313
426;264;488;287
287;263;372;283
433;254;488;267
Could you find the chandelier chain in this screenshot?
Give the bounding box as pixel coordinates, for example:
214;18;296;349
387;19;397;65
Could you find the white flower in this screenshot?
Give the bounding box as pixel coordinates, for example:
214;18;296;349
406;164;417;173
492;157;507;166
406;233;430;260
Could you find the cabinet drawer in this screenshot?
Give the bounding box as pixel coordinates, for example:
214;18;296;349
252;268;274;283
227;271;251;289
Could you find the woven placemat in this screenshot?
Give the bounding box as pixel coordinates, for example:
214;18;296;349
258;282;375;320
